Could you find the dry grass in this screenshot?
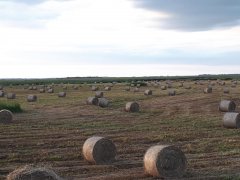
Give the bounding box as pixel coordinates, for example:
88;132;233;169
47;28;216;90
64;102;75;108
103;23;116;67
0;81;240;179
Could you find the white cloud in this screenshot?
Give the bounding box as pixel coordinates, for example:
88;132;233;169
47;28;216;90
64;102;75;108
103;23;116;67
0;1;57;28
1;64;240;78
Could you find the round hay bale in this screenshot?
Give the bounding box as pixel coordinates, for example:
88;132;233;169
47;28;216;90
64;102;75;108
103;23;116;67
73;85;79;90
137;84;141;87
160;86;167;90
0;90;4;97
27;95;37;102
231;84;236;88
220;81;226;86
208;84;213;88
223;112;240;128
95;91;104;98
39;88;45;93
223;88;229;94
104;86;111;91
125;87;130;91
210;82;215;86
98;98;109;108
32;86;37;90
0;109;13;124
144;90;152;96
63;86;67;90
91;86;99;91
144;145;187;178
82;136;116;165
48;89;54;93
133;87;139;92
58;92;66;97
7;93;16;99
47;86;52;90
7;165;62;180
125;102;139;112
203;87;212;93
178;83;183;87
219;100;236;112
168;89;176;96
28;86;33;90
86;97;99;105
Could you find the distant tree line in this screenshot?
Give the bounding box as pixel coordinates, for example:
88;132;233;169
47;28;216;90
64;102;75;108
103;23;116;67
0;74;239;86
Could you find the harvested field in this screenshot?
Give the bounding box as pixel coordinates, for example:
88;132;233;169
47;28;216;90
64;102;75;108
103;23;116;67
1;81;240;179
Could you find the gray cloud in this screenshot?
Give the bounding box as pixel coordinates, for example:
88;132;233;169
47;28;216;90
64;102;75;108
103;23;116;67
133;0;240;31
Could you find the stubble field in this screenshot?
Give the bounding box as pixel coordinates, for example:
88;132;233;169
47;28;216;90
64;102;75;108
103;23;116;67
0;81;240;179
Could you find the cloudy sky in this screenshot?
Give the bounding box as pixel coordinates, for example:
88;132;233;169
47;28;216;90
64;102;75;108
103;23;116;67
1;0;240;78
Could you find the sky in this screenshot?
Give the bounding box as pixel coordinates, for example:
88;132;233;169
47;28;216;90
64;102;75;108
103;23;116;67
0;0;240;78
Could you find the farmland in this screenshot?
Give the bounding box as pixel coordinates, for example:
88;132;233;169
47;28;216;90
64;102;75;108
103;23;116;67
0;80;240;179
